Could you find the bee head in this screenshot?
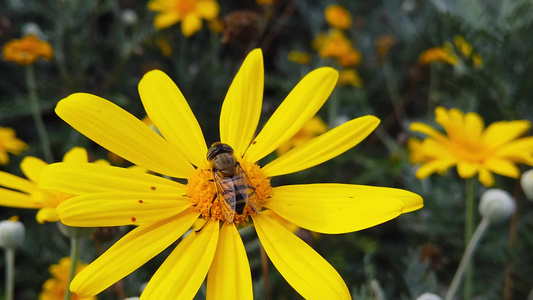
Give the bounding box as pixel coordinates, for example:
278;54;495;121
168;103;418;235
206;142;234;161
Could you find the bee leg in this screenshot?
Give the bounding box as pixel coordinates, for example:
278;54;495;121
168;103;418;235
195;217;210;233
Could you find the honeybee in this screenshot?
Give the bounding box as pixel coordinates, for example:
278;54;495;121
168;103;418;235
207;142;261;223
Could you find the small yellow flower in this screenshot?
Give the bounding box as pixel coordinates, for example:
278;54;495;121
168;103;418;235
410;106;533;187
0;127;28;165
337;69;363;87
419;47;458;65
40;49;422;299
287;50;311;64
314;30;361;67
325;4;352;30
40;257;95;300
454;35;473;58
0;147;109;223
472;53;483;69
276;116;328;156
2;35;53;65
148;0;220;36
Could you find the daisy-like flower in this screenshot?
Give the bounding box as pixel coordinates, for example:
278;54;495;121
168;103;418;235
0;147;108;223
148;0;219;36
410;106;533;187
2;35;53;65
0;127;28;165
40;49;423;299
40;257;96;300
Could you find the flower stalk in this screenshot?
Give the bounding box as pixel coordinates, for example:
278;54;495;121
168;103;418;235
464;178;475;300
64;236;81;300
26;64;54;163
5;248;15;300
445;217;489;300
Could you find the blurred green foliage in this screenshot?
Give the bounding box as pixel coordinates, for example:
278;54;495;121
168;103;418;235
0;0;532;299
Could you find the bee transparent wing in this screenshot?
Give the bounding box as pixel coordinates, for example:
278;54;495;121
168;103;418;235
235;166;262;213
213;171;236;223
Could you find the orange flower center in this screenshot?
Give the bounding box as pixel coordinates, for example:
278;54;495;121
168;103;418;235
450;139;493;164
174;0;196;14
187;160;271;227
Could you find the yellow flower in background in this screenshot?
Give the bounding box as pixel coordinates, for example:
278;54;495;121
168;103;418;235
148;0;219;36
40;257;95;300
410;106;533;187
419;47;458;65
472;53;483;69
313;30;361;67
325;4;352;30
40;49;422;299
276;116;328;156
0;147;109;223
337;69;363;87
0;127;28;165
375;35;395;59
287;50;311;64
454;35;473;58
2;35;53;65
154;37;172;57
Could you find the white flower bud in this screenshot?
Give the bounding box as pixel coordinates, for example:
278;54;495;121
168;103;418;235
416;293;442;300
121;9;138;26
520;169;533;200
21;22;46;39
0;217;25;249
479;189;515;223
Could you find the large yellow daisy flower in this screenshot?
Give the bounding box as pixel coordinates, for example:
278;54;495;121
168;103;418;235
0;147;107;223
40;49;423;299
410;106;533;187
148;0;219;36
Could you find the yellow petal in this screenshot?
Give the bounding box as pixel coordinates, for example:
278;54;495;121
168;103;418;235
206;223;252;300
494;137;533;161
197;0;219;19
36;207;59;223
139;70;207;167
55;93;194;178
153;12;180;30
265;184;421;234
39;163;186;195
140;220;219;300
71;208;199;297
244;68;338;163
62;147;89;163
220;49;264;158
478;168;494;187
482;120;531;148
0;170;38;194
456;162;478;178
484;158;520;178
409;122;448;144
415;159;455;179
57;192;192;227
464;112;484;142
262;116;379;177
20;156;48;183
0;188;41;208
181;14;202;37
253;213;351;300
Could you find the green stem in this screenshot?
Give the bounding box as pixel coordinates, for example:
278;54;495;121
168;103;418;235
382;58;404;124
64;237;81;300
465;178;475;300
445;218;490;300
5;248;15;300
26;65;54;163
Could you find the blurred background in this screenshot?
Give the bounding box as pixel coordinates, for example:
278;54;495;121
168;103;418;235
1;0;532;299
